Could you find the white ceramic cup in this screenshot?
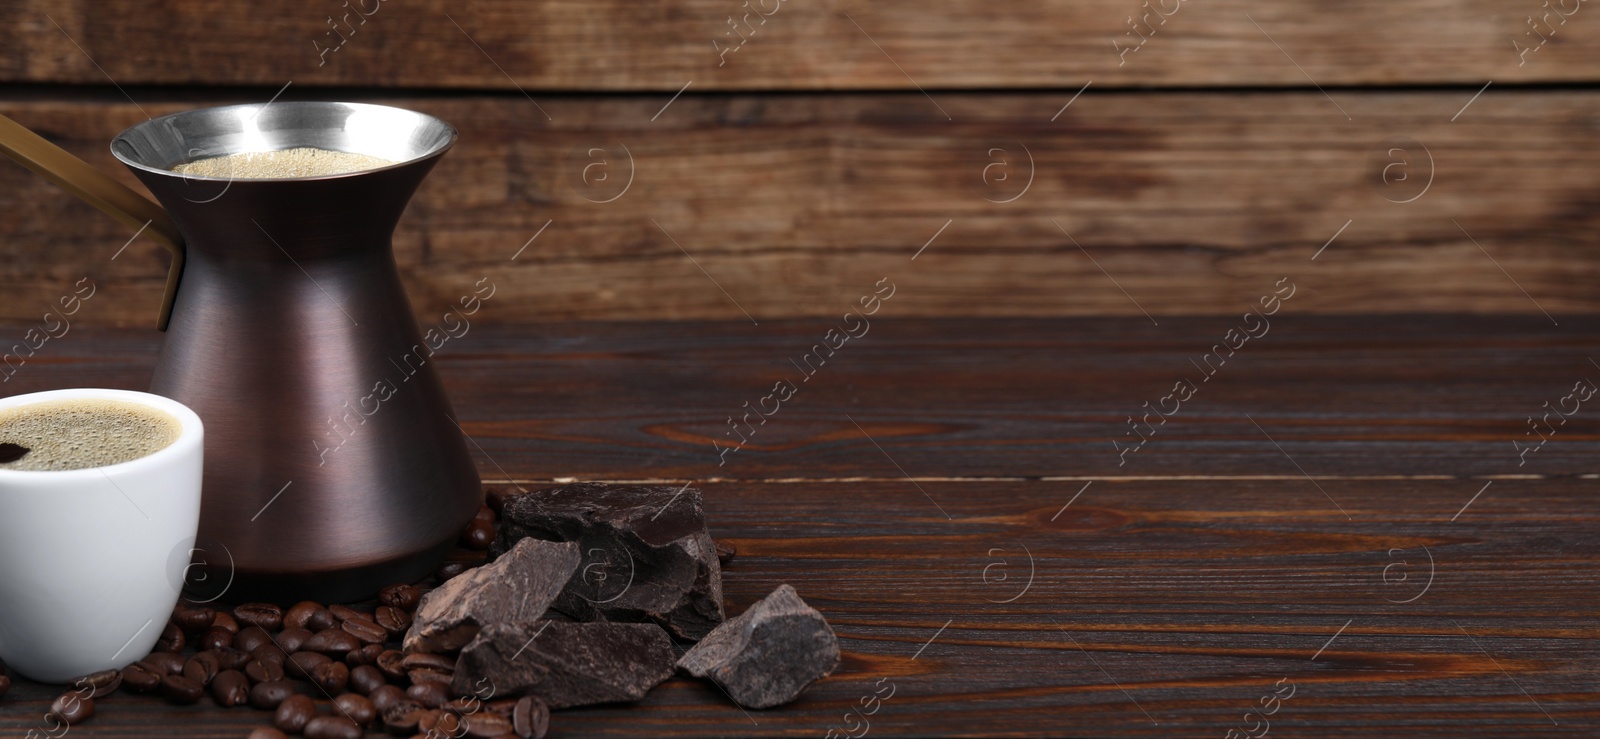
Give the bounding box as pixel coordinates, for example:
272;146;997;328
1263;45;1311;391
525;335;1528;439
0;388;203;683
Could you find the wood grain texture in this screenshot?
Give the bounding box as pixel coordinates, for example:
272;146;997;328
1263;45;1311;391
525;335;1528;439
0;476;1594;736
3;316;1598;481
4;90;1600;324
4;0;1599;90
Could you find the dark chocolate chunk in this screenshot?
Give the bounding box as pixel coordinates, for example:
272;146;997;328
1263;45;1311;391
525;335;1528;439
451;621;675;709
677;584;839;709
493;482;725;640
714;539;737;566
403;538;580;653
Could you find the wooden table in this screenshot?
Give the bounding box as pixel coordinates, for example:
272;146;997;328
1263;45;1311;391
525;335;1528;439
1;315;1595;737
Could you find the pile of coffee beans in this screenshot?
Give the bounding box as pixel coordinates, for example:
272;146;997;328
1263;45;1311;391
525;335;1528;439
34;496;549;738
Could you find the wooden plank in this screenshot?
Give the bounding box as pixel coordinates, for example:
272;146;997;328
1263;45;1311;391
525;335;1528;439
3;90;1600;324
6;0;1600;90
0;478;1594;736
3;317;1599;481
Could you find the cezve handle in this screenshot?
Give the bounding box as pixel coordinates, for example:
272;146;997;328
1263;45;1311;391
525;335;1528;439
0;113;185;331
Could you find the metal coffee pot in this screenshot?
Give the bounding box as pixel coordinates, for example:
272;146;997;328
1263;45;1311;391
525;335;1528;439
0;102;482;603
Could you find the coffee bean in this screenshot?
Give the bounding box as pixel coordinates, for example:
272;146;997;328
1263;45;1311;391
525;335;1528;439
73;668;122;698
461;518;495;550
345;643;384;667
408;669;453;687
349;664;386;695
307;608;338;632
378;584;421;612
183;652;220;686
274;694;316;733
419;710;464;739
120;663;163;693
715;539;737;566
485;486;512;513
368;684;407;715
155;622;185;652
275;626;312;653
235;625;273;654
306;715;363;739
328;604;365;623
172;604;216;634
212;611;240;634
160;674;205;704
50;692;94;725
141;651;187;675
235;602;284;631
251;643;288;666
443;696;481;714
245;658;286;684
287;651;332;681
310;660;350;694
407;680;449;708
0;674;10;699
374;606;412;638
284;601;326;630
247;728;288;739
376;650;408;682
473;504;495;524
210;646;251;671
419;709;462;736
341;617;387;645
402;652;456;673
248;680;298;710
304;628;360;655
211;669;251;707
382;699;426;734
438;561;472;581
200;626;235;651
465;711;515;738
484;698;519;716
513;696;549;739
334;692;377;725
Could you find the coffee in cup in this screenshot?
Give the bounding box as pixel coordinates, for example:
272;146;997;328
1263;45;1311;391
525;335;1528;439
0;397;182;471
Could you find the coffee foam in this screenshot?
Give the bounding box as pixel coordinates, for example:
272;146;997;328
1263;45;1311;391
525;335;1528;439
0;398;181;472
171;147;394;179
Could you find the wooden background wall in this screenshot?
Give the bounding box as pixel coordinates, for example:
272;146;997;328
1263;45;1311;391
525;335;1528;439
2;0;1598;325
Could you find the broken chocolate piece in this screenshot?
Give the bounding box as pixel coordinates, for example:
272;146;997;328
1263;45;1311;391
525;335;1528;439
403;538;580;653
451;621;675;708
493;482;725;640
0;443;29;464
677;584;839;709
